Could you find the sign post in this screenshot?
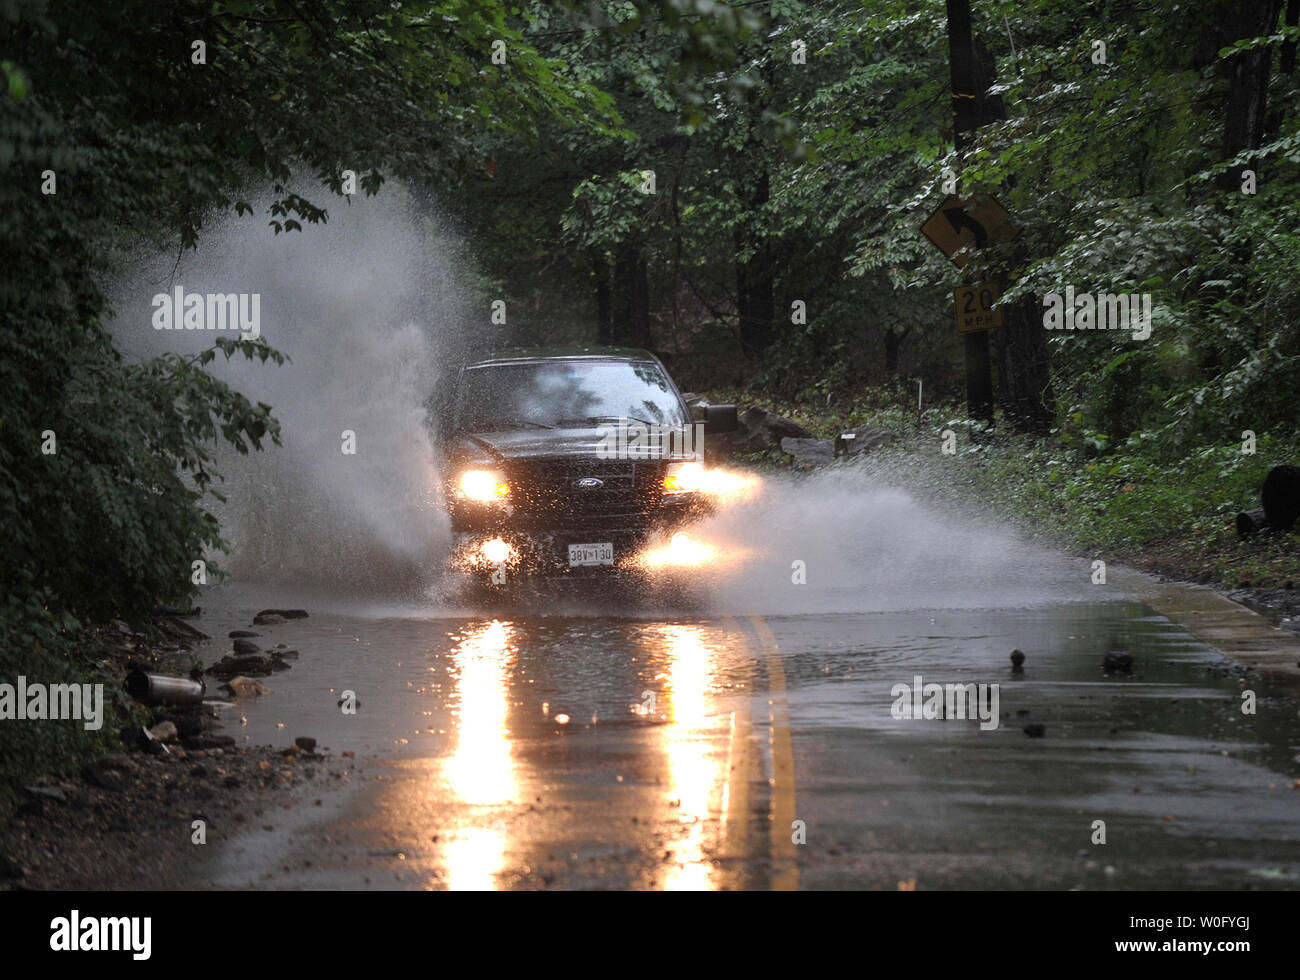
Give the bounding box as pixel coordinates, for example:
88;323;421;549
941;0;995;425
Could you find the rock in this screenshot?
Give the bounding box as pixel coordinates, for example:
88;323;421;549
158;713;204;737
780;437;835;466
222;676;270;698
294;736;317;753
840;426;899;455
182;734;237;750
255;608;309;620
274;648;301;660
147;720;179;743
1103;651;1134;674
1262;464;1300;532
137;725;170;755
94;754;136;773
207;653;274;678
23;784;67;802
153;615;210;642
1023;724;1046;738
719;407;811;455
232;638;262;655
252;612;287;626
1236;508;1269;538
229;630;261;638
81;765;125;790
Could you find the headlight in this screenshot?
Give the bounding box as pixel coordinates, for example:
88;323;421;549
480;538;512;563
663;460;705;494
458;469;510;501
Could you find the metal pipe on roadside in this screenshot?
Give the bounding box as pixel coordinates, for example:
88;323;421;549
124;670;205;706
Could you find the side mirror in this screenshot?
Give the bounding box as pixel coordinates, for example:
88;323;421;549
702;404;738;435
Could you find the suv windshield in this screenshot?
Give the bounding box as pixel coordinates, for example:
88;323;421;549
454;360;686;432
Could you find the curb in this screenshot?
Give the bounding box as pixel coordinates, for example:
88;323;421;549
1111;566;1300;689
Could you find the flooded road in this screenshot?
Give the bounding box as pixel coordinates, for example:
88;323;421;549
186;585;1300;890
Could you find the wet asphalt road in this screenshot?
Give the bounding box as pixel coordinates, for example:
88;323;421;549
186;586;1300;890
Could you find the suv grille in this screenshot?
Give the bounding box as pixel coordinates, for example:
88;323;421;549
509;458;663;525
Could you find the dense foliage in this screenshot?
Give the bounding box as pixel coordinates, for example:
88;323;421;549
458;0;1299;441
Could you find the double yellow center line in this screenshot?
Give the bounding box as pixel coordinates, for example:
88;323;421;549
719;615;798;890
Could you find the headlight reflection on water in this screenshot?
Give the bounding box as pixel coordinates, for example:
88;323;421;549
660;624;722;891
445;620;514;890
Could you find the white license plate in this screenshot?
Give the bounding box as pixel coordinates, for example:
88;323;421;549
568;542;614;566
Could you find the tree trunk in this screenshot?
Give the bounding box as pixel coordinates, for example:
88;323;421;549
735;169;774;357
592;250;612;345
631;253;651;348
948;1;1054;431
884;329;902;374
1217;0;1282;190
613;244;651;349
1283;0;1299;75
993;294;1056;433
946;0;995;425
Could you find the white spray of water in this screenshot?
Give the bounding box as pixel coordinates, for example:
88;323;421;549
695;466;1079;615
109;188;473;601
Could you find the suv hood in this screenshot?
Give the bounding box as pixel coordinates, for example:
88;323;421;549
450;428;688;463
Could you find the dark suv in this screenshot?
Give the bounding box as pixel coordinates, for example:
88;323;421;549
436;347;737;582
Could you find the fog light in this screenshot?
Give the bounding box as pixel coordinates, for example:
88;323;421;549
639;531;715;568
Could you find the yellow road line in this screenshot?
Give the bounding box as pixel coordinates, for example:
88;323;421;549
719;700;753;860
717;617;753;867
750;615;798;891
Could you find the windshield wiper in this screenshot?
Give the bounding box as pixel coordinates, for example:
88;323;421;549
566;415;664;428
467;420;555;431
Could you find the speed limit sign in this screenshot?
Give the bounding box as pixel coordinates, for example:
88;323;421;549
954;282;1004;333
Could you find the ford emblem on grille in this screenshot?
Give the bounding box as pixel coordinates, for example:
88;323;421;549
573;477;604;489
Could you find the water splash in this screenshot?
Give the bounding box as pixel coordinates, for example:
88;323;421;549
108;187;472;600
695;465;1080;614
